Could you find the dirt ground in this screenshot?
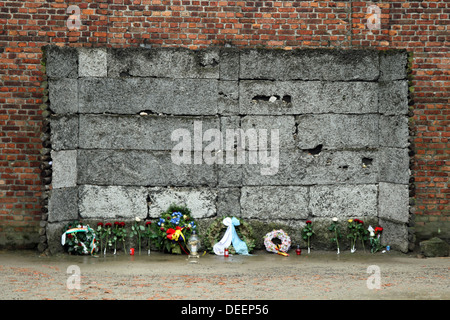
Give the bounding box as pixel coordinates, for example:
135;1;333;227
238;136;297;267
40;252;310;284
0;249;448;301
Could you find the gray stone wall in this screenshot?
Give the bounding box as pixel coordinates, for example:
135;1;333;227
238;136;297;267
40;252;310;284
44;46;410;253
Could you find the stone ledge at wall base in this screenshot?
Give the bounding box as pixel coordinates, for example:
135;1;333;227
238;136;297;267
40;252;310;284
419;237;450;257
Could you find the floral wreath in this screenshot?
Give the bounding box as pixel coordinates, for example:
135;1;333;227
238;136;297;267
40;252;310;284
151;204;197;254
204;216;256;254
61;220;98;255
264;229;291;256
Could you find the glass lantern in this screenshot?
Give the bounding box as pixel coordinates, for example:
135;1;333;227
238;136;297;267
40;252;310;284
187;231;201;263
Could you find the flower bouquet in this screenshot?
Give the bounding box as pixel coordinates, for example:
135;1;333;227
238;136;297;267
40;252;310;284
347;219;368;252
151;204;196;254
368;226;384;253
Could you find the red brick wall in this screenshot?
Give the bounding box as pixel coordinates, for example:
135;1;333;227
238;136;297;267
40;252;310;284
0;0;448;249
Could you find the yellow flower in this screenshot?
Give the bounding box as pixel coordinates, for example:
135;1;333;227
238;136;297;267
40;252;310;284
348;219;353;223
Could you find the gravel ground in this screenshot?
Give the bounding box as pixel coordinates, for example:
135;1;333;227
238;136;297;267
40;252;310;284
0;249;448;301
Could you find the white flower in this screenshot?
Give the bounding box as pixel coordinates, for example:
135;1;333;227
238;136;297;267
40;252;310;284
332;217;338;222
135;217;141;222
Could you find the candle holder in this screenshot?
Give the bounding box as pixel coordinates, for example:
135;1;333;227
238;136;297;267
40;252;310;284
187;231;201;263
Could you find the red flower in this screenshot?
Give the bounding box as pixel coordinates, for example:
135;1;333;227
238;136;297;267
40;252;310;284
146;221;152;226
160;227;165;231
120;222;125;227
105;223;112;228
166;216;171;220
375;227;383;234
97;222;103;227
306;220;312;224
114;221;119;226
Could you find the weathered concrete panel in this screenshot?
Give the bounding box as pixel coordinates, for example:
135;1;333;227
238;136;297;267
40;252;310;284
50;115;78;151
77;150;217;187
148;187;217;219
45;46;78;79
379;50;408;81
239;81;378;115
48;79;78;114
379;147;410;184
48;187;78;222
240;186;309;219
240;49;379;81
79;48;107;77
378;81;409;115
296;114;379;150
79;114;220;151
379;115;409;148
107;47;219;79
242;150;379;186
78;78;219;115
379;182;409;223
51;150;77;189
309;184;378;218
79;185;148;220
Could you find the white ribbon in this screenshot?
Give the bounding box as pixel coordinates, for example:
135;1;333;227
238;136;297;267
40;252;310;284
213;217;233;255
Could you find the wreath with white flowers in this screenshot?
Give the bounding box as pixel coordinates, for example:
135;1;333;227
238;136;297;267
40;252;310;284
204;216;256;254
61;220;98;255
264;229;291;256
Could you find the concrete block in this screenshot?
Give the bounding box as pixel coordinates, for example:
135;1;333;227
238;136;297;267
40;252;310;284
147;187;217;219
240;49;379;81
240;115;296;150
379;50;408;81
217;188;241;217
46;222;68;254
79;114;219;151
309;184;378;218
239;81;378;115
379;219;409;253
50;115;78;150
379;182;409;223
78;78;219;115
219;48;239;80
299;149;379;185
419;237;449;257
107;47;219;79
78;48;107;77
295;114;379;150
51;150;77;189
48;187;78;222
48;79;78;114
77;150;217;187
218;81;239;115
379;147;410;184
79;185;148;220
240;186;309;220
45;46;78;79
380;115;409;148
378;81;409;115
